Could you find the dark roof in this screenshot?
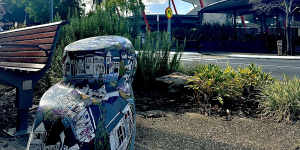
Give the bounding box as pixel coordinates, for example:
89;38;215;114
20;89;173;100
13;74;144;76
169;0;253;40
199;0;252;14
199;0;300;15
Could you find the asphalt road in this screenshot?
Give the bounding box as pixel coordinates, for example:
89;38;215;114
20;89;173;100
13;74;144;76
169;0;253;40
177;52;300;80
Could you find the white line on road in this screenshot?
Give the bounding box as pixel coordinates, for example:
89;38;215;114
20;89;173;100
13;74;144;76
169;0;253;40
215;63;300;69
180;58;218;61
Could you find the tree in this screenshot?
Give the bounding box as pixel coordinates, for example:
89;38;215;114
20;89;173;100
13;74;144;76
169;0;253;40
93;0;103;5
25;0;84;24
3;0;26;23
104;0;145;36
250;0;300;55
3;0;83;24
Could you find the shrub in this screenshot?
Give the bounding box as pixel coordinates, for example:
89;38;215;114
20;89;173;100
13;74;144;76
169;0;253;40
262;76;300;122
47;1;143;83
187;64;273;114
34;1;144;96
50;5;132;78
133;32;184;89
39;2;183;94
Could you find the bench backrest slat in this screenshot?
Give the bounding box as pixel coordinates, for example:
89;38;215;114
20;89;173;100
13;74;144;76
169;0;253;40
0;32;56;43
0;51;48;57
0;62;45;69
0;57;48;63
0;25;58;39
0;46;41;52
7;38;54;45
0;21;63;72
0;66;40;72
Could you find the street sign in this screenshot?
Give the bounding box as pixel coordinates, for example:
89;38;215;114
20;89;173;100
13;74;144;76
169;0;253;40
165;7;173;19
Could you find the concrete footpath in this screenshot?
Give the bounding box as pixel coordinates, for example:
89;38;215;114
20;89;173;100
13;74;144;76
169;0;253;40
195;51;300;60
173;51;300;80
171;51;300;59
226;53;300;60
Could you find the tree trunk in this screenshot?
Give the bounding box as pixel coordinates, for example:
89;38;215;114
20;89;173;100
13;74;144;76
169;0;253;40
286;14;291;56
285;0;294;56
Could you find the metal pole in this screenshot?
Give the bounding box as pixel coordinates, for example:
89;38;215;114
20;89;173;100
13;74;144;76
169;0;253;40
168;0;171;41
233;11;237;40
50;0;53;22
157;15;159;32
24;12;27;25
233;11;237;28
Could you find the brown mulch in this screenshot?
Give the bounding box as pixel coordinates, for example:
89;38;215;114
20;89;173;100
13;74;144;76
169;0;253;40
134;90;300;150
0;85;299;150
135;112;300;150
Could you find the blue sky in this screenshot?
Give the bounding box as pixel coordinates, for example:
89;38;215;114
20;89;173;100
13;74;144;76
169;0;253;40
143;0;194;15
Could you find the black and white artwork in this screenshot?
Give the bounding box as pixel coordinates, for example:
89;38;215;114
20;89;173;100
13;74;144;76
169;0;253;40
27;36;137;150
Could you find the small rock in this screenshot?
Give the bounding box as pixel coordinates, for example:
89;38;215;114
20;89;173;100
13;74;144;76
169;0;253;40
165;112;177;118
2;143;8;148
156;72;190;94
237;110;246;118
138;97;152;104
8;138;15;142
185;112;205;119
141;105;150;111
168;99;176;103
138;110;166;118
3;128;16;137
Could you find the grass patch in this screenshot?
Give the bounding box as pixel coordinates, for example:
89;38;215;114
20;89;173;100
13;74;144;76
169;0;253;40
262;76;300;122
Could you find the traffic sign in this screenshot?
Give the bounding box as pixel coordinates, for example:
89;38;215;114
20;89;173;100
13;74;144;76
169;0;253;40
165;7;173;19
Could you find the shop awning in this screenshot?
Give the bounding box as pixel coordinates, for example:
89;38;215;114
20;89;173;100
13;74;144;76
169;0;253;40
199;0;252;14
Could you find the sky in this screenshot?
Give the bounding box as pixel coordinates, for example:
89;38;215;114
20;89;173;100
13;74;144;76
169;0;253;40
142;0;194;15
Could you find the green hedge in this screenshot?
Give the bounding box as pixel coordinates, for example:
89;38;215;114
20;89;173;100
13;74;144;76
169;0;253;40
187;64;273;114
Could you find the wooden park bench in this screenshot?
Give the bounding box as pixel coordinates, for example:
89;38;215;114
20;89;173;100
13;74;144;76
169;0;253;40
0;21;65;135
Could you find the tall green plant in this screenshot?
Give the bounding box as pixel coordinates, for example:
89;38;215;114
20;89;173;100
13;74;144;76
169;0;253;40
49;3;135;80
41;0;184;95
262;76;300;121
48;1;181;90
133;32;183;89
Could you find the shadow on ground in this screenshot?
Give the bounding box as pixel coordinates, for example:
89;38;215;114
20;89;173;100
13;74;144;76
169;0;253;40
134;89;300;150
135;122;253;150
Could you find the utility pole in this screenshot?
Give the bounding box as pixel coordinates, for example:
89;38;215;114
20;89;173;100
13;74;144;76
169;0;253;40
168;0;171;41
50;0;53;22
157;14;159;32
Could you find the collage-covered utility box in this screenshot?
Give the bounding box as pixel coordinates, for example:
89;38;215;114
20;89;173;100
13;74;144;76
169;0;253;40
26;36;137;150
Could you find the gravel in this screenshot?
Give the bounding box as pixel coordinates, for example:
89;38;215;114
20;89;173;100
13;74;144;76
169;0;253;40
135;111;300;150
0;86;299;150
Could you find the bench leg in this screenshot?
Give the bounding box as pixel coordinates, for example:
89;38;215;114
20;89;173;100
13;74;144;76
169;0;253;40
15;88;33;136
16;109;29;135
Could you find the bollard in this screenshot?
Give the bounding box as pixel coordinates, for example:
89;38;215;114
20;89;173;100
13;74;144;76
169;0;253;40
277;40;283;56
26;36;137;150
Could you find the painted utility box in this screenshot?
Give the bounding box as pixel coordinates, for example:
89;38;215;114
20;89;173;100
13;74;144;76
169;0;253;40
26;36;137;150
